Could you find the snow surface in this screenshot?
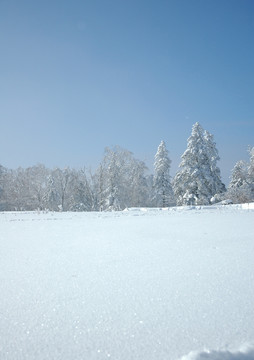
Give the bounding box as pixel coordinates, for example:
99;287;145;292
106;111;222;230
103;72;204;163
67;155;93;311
0;205;254;360
179;344;254;360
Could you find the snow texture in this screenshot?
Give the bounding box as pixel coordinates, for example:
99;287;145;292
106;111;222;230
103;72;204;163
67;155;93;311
0;204;254;360
179;344;254;360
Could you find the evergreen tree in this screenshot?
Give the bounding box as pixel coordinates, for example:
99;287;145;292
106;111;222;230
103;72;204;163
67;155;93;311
229;160;248;188
227;160;250;203
227;147;254;203
204;130;226;196
173;123;224;205
153;140;174;207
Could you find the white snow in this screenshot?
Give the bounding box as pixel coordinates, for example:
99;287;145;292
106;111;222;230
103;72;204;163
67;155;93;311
0;205;254;360
179;344;254;360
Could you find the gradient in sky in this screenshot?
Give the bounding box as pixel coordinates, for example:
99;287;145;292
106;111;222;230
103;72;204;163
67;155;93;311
0;0;253;183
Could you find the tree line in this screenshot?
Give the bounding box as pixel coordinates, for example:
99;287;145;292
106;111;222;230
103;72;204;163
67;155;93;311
0;123;253;211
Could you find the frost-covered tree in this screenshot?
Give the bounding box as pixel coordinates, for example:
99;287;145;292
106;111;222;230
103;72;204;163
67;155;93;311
53;168;75;211
227;160;251;203
146;174;155;207
43;168;75;211
7;168;31;210
6;168;30;209
173;123;225;205
102;147;122;211
227;147;254;203
128;158;148;207
0;165;8;210
93;164;106;211
96;146;148;211
203;130;226;198
44;173;60;211
70;169;94;211
229;160;248;188
153;140;174;207
26;164;49;210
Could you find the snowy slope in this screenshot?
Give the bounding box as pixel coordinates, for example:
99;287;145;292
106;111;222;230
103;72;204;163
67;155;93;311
0;206;254;360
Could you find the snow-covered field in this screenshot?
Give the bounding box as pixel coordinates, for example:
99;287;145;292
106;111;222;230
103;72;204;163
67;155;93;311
0;205;254;360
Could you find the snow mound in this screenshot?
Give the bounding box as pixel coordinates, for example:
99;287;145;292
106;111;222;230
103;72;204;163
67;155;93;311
179;344;254;360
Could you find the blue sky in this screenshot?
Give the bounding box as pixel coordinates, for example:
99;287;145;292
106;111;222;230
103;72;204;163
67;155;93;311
0;0;253;184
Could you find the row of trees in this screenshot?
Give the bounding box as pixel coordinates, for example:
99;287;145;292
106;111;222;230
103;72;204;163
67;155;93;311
0;123;253;211
0;149;151;212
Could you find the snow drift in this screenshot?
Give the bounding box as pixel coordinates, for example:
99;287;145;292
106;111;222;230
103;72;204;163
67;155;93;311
179;344;254;360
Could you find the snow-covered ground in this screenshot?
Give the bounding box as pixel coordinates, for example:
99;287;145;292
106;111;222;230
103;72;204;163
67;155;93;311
0;205;254;360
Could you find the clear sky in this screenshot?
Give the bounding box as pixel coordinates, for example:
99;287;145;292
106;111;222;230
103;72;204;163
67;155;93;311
1;0;253;184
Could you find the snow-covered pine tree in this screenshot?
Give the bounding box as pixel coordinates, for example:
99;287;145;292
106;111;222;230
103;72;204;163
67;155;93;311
153;140;174;207
229;160;248;188
227;147;254;203
173;122;224;205
227;160;250;203
204;130;226;197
